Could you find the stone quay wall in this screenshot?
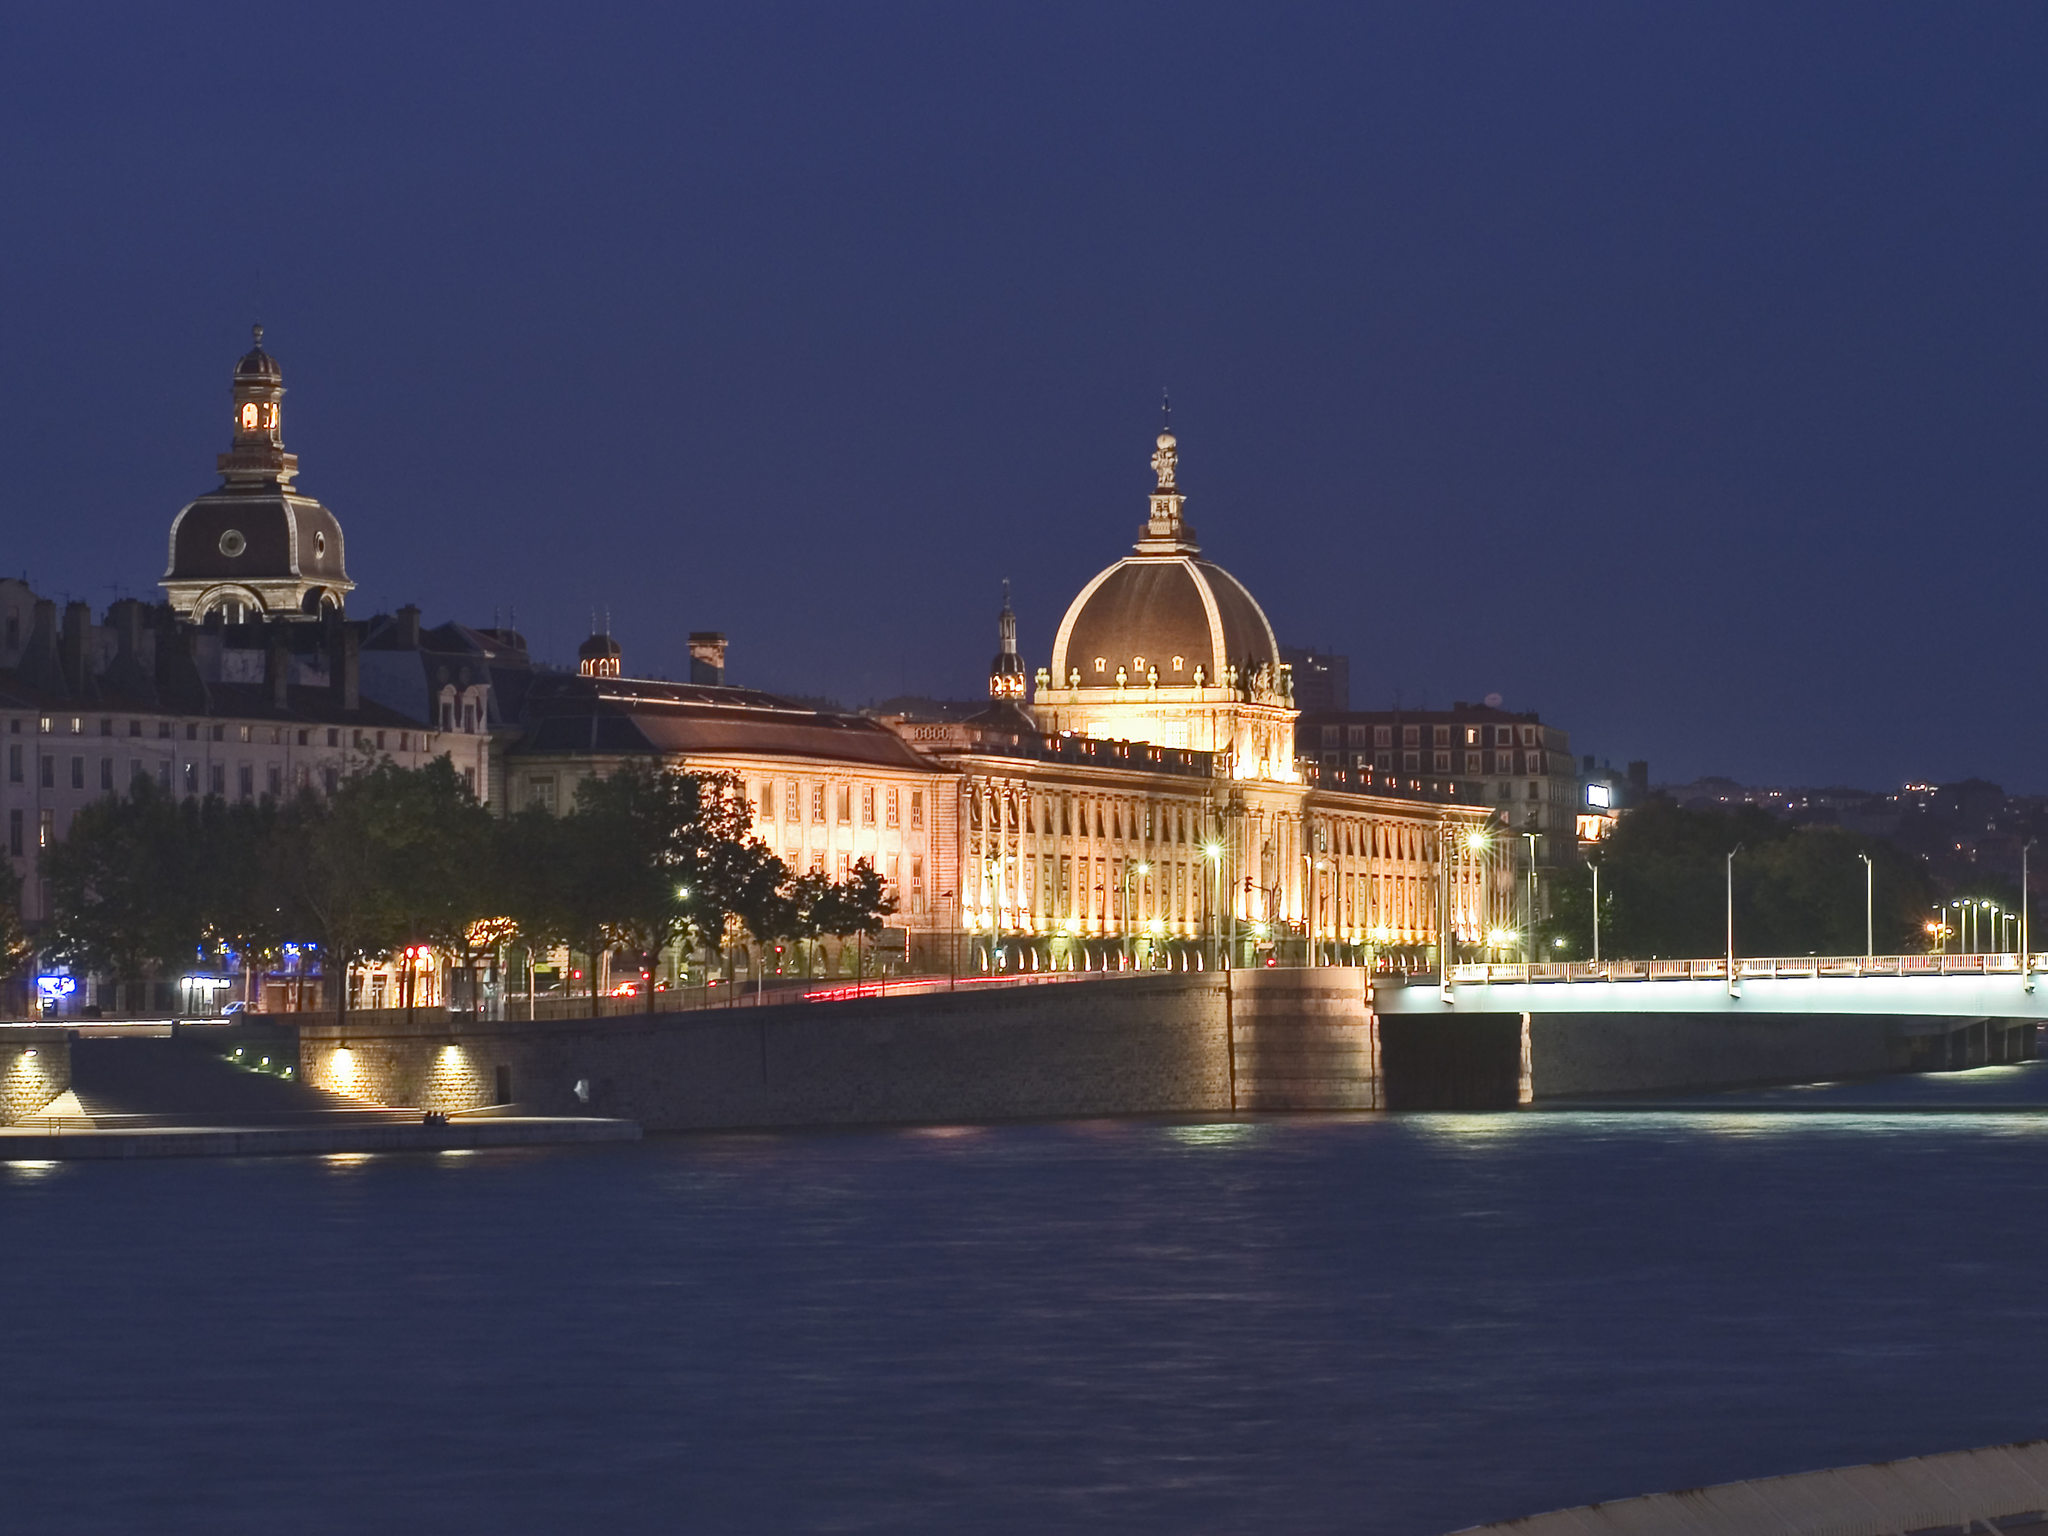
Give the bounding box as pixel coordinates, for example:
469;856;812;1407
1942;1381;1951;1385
300;974;1246;1131
0;1030;72;1124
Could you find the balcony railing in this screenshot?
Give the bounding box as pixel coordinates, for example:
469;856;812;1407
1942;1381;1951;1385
1444;954;2043;985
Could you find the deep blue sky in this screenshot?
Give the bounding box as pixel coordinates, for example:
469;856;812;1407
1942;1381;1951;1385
3;5;2044;789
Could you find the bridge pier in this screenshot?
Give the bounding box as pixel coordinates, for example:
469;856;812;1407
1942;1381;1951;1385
1375;1010;2041;1108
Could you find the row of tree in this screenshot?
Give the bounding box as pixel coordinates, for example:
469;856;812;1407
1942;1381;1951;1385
1543;799;1955;959
38;760;895;1021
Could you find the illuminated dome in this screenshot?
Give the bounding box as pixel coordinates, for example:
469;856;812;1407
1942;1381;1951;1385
1047;428;1280;694
1050;556;1278;692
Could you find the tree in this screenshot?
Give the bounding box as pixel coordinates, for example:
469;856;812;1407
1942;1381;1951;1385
42;779;202;1009
564;764;783;1014
1546;799;1936;960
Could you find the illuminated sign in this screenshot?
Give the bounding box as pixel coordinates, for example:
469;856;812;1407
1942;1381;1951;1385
34;976;76;998
1585;782;1612;809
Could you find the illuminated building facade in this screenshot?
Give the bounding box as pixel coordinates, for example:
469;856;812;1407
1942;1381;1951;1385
908;427;1508;971
1296;701;1576;929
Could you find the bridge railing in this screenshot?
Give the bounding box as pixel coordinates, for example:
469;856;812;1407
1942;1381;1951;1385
1446;954;2045;985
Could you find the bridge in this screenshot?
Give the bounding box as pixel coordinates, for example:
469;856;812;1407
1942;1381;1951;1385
1376;952;2048;1018
1371;954;2046;1106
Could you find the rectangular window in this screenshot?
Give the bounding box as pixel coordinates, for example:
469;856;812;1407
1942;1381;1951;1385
38;809;52;848
297;729;309;747
323;768;339;795
1402;725;1420;747
6;744;17;783
463;766;477;794
327;728;339;748
157;761;172;791
375;731;386;750
99;757;112;791
784;778;799;820
296;765;309;791
811;783;825;824
39;755;52;789
1374;750;1393;771
757;780;774;821
238;764;254;800
861;786;875;825
1465;752;1482;774
130;758;143;784
130;720;142;737
267;764;282;799
209;763;225;797
237;724;250;743
1432;725;1450;746
210;724;224;742
70;756;83;789
7;810;19;857
910;854;925;909
886;788;899;828
911;790;924;830
1433;751;1451;771
837;853;851;880
836;785;852;824
158;722;171;739
99;718;112;737
527;776;556;812
1374;725;1392;747
1402;751;1420;771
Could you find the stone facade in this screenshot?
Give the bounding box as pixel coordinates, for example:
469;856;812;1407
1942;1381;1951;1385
0;1031;70;1123
301;977;1236;1130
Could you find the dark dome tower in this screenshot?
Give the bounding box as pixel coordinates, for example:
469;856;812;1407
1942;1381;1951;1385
162;326;355;624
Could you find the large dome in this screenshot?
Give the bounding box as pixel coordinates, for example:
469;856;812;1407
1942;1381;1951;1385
1049;555;1279;691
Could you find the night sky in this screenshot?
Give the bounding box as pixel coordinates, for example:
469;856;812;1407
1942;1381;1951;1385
4;6;2044;790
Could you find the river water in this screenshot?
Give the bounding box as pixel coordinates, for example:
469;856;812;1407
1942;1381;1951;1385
9;1064;2048;1535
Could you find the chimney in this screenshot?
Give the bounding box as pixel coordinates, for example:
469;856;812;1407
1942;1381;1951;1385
265;621;291;709
327;617;359;711
19;600;63;697
60;601;91;695
688;631;727;686
395;604;421;649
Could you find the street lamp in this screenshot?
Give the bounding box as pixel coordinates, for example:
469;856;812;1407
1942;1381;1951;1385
1857;852;1873;960
1201;841;1224;971
1122;860;1150;969
1725;844;1742;996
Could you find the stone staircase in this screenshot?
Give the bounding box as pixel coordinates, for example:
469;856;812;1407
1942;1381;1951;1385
1227;968;1379;1111
65;1035;400;1127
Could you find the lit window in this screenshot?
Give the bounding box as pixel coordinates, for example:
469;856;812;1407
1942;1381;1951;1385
1094;657;1106;673
1171;655;1184;672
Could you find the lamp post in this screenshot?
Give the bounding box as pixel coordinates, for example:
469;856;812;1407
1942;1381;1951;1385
1122;860;1150;970
1858;852;1873;960
939;891;958;991
1202;842;1223;972
1590;859;1601;964
2025;840;2035;991
1726;844;1742;997
1522;831;1538;954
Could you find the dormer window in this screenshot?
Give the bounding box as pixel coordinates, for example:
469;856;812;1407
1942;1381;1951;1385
1093;657;1106;673
1170;655;1184;672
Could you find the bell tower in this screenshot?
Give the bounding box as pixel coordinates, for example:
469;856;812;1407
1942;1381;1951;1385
989;582;1026;700
217;325;299;489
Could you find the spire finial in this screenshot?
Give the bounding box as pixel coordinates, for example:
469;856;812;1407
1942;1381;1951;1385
252;322;264;349
1161;388;1171;432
